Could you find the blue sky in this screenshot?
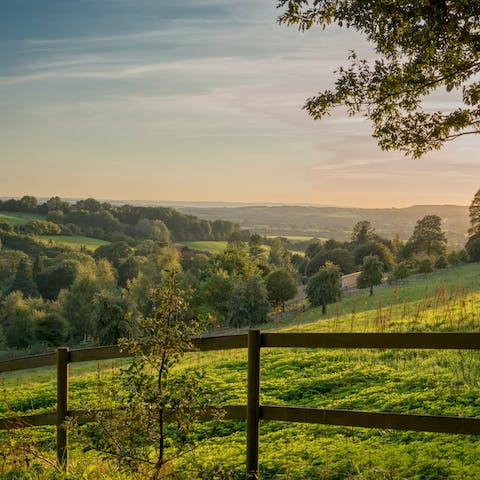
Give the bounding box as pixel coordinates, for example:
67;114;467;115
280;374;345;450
1;0;478;207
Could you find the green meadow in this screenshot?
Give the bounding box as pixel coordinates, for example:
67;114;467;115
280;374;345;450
266;235;327;242
33;235;111;251
179;240;306;257
2;264;480;478
178;240;229;255
0;211;110;252
0;211;45;226
179;240;271;257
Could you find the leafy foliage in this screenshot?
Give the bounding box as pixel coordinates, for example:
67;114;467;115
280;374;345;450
59;274;101;342
434;255;448;270
467;189;480;259
94;290;137;345
351;220;375;244
278;0;480;157
1;292;36;349
35;260;79;300
227;276;270;328
269;238;292;269
469;188;480;237
8;258;38;298
266;269;298;311
0;195;243;244
357;254;384;295
353;240;394;271
467;237;480;262
86;274;215;479
418;258;434;274
403;215;447;258
392;261;410;280
34;312;68;347
306;261;341;314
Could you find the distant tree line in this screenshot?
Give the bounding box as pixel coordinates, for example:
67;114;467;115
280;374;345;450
1;191;479;356
0;196;242;242
0;198;301;355
302;194;480;313
0;235;301;354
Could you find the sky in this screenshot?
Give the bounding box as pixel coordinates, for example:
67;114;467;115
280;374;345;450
0;0;478;208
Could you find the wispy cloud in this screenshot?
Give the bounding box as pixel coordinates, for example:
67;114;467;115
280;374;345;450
25;19;232;47
0;0;478;206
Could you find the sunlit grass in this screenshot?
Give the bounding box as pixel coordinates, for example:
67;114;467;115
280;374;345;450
0;211;45;226
177;240;228;255
34;235;110;251
266;235;328;242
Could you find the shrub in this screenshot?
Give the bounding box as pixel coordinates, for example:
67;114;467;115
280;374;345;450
434;255;448;269
392;261;410;280
447;251;461;266
34;313;68;346
306;262;341;314
417;258;433;274
21;220;62;235
467;237;480;262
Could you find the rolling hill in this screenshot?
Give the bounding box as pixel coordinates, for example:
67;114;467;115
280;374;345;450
178;204;469;248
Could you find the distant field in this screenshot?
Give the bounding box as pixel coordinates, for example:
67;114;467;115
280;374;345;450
266;235;328;242
179;240;307;257
267;235;312;241
178;241;228;255
34;235;110;251
0;211;45;226
179;204;469;247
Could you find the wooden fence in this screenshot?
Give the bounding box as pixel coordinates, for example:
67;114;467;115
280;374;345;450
2;330;480;478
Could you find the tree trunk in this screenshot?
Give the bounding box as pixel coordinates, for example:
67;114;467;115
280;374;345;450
153;371;164;480
153;350;167;480
322;304;326;315
370;285;373;296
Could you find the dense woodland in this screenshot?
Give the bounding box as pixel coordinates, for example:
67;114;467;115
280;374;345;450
0;193;479;357
0;196;242;243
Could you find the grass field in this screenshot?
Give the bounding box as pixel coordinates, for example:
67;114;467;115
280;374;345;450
0;211;45;226
2;263;480;478
179;240;305;257
266;235;328;242
178;240;229;255
34;235;110;251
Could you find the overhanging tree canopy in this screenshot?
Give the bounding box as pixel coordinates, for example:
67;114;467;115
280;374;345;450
278;0;480;157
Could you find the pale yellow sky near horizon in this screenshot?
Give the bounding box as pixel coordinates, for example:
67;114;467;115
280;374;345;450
1;1;478;209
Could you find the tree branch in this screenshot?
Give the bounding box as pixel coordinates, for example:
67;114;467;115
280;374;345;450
446;130;480;140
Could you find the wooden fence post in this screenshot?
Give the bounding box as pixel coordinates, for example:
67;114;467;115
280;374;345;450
246;329;261;479
56;347;69;470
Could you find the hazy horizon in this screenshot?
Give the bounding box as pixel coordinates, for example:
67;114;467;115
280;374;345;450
0;195;469;210
1;1;478;208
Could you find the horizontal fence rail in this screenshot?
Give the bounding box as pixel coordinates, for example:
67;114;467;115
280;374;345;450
3;404;480;436
0;352;57;373
0;405;247;430
3;332;480;374
260;332;480;349
260;406;480;435
2;331;480;475
0;334;249;373
0;412;57;429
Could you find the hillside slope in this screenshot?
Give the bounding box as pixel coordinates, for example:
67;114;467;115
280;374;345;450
2;264;480;478
179;204;469;247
